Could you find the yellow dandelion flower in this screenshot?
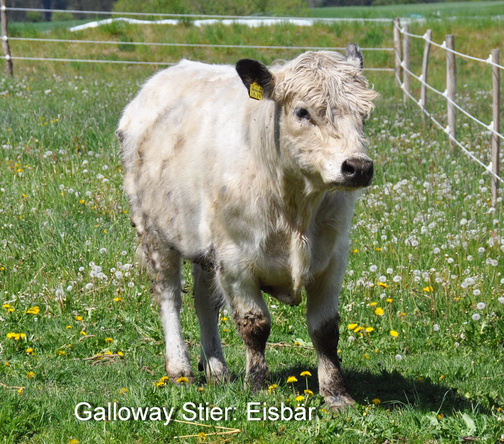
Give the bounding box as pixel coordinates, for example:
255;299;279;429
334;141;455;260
160;376;170;383
2;304;11;308
176;377;189;384
304;389;314;396
104;338;113;343
26;348;34;354
370;302;377;307
390;330;398;337
220;317;228;321
26;306;40;314
156;382;166;387
375;307;384;316
286;376;298;384
352;249;358;253
378;282;388;288
5;362;10;366
347;323;358;330
80;331;86;336
386;298;393;303
117;351;124;357
268;384;278;392
120;388;128;394
365;327;374;333
114;297;122;302
198;387;204;392
57;350;66;355
300;371;312;377
295;395;305;402
423;286;433;292
18;387;24;395
66;325;72;329
438;413;444;419
354;326;364;333
372;398;381;405
105;351;113;355
68;439;80;444
75;316;83;321
26;371;35;379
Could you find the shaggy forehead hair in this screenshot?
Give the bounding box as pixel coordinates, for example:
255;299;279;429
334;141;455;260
273;51;377;122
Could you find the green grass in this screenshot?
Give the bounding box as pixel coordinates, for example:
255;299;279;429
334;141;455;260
1;17;504;444
310;0;504;19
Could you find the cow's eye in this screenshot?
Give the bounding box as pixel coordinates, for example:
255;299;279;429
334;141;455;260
295;108;310;120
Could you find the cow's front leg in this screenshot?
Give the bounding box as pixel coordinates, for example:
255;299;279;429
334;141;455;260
193;263;230;383
306;256;354;410
217;269;271;392
145;243;194;382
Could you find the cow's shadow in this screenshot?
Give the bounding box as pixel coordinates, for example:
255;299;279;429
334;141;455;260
268;363;490;415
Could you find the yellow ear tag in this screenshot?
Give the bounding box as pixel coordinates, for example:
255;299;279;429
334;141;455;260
249;81;264;100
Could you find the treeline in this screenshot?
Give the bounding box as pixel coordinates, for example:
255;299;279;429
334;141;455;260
7;0;115;21
6;0;467;22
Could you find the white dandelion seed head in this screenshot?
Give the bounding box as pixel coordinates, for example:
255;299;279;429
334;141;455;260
393;275;402;282
473;289;481;296
498;297;504;304
433;247;440;254
369;265;378;272
99;248;107;254
433;324;440;331
348;336;355;342
395;354;402;361
472;313;481;321
387;268;393;274
85;283;93;290
476;302;486;310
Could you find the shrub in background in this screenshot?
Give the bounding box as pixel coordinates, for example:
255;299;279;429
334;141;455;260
112;0;308;16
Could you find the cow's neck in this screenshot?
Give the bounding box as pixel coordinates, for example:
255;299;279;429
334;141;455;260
251;101;327;294
253;101;325;233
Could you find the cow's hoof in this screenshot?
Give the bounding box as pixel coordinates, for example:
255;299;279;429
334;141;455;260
324;394;355;411
198;360;231;384
170;374;195;385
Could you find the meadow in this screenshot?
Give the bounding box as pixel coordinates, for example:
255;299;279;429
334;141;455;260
1;9;504;444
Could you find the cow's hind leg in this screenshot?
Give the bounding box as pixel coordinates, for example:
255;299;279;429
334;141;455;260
145;242;194;382
193;264;230;383
306;256;354;410
217;270;271;392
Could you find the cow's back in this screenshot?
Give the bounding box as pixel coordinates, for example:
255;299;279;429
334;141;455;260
118;60;260;259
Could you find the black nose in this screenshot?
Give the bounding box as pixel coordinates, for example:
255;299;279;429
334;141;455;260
341;157;374;187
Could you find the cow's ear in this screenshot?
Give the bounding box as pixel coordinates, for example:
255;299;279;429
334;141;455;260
236;59;275;101
345;43;364;70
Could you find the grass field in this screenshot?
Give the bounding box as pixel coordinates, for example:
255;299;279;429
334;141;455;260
1;8;504;444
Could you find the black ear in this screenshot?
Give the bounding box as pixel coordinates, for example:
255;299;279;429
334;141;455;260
345;43;364;70
236;59;275;100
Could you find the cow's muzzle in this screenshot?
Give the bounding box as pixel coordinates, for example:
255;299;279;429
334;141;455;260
341;157;374;188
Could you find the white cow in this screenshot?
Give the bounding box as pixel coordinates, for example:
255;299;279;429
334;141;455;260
118;46;377;409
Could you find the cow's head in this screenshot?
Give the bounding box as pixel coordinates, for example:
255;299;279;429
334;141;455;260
236;47;377;191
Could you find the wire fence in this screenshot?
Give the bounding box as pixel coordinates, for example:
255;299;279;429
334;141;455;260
0;6;501;202
0;6;395;71
394;19;502;205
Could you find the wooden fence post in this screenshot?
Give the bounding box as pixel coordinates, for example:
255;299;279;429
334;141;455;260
446;34;457;148
393;18;402;85
420;29;433;118
403;23;410;104
491;48;500;206
1;0;13;77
